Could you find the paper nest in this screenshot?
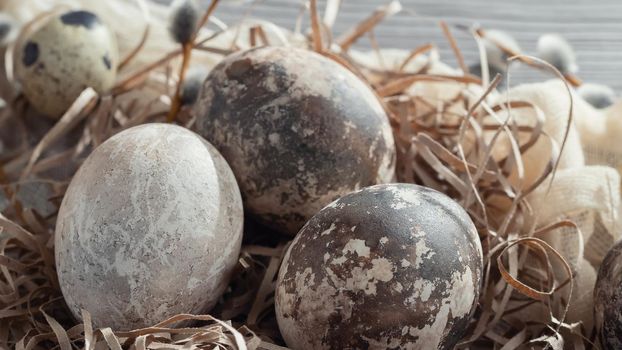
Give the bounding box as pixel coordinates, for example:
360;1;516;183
0;0;621;349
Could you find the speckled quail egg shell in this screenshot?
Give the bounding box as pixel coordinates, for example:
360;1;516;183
595;240;622;349
275;183;483;350
55;123;243;330
16;10;118;118
194;46;396;235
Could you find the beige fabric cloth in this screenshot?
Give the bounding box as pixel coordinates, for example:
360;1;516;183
355;49;621;334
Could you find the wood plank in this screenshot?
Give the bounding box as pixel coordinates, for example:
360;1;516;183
208;0;622;93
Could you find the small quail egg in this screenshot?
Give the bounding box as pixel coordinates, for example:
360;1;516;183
16;10;118;118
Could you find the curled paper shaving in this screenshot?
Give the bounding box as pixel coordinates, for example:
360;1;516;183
0;0;620;349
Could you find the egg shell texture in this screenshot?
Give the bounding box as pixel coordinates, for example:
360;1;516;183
595;240;622;349
55;124;243;330
275;183;483;350
16;10;118;118
194;46;396;235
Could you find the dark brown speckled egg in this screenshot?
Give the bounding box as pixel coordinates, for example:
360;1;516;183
275;183;483;350
595;240;622;349
194;46;396;235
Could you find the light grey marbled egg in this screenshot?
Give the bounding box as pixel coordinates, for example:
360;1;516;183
55;123;243;330
595;240;622;349
194;46;396;235
16;10;118;118
275;183;483;350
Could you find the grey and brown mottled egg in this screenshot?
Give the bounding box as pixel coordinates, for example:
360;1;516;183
55;123;243;330
275;183;483;350
595;240;622;349
194;46;396;235
16;10;118;118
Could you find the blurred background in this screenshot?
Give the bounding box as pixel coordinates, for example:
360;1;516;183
202;0;622;92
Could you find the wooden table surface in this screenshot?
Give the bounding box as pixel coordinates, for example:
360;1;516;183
211;0;622;93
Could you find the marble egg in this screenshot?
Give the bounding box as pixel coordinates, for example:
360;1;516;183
275;183;483;350
16;10;118;118
594;240;622;349
55;123;243;330
194;46;396;235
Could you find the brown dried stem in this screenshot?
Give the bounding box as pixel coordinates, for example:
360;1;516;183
165;42;192;123
309;0;323;52
440;21;468;74
166;0;221;123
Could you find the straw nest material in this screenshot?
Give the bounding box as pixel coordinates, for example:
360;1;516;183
1;0;621;349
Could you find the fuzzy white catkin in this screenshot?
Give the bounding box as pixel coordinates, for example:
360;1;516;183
181;66;208;105
168;0;199;44
469;62;506;86
468;30;520;88
578;83;616;109
482;29;521;70
537;33;578;75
